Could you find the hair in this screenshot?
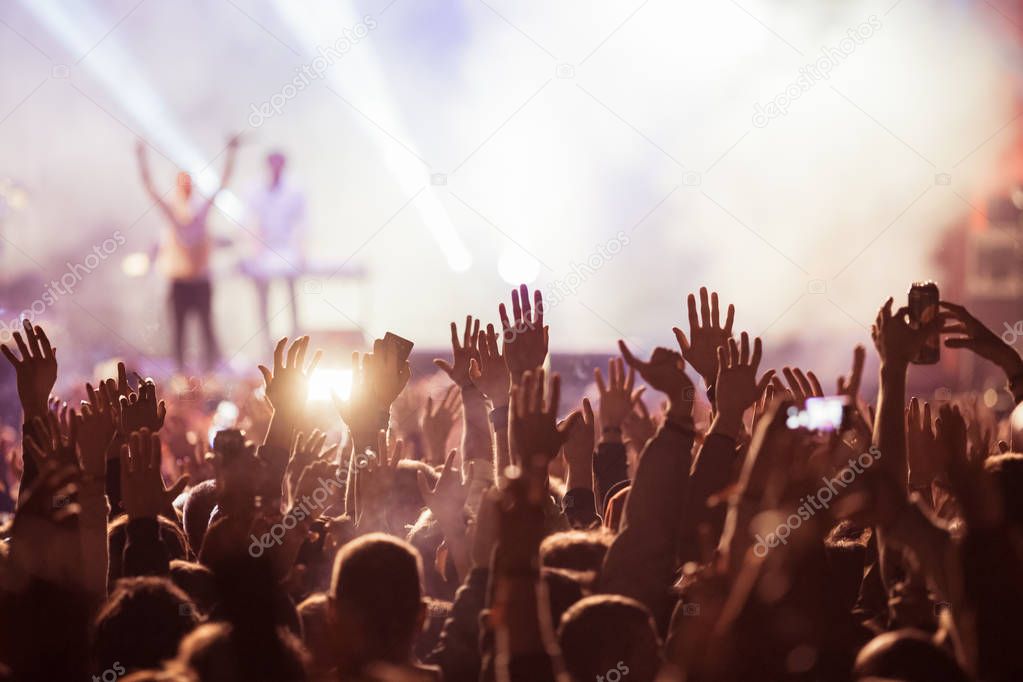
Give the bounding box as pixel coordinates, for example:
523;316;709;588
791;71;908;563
172;622;307;682
329;533;425;666
297;593;332;677
540;529;614;573
168;559;218;617
93;576;199;674
542;568;588;627
853;629;969;682
181;479;218;556
557;595;662;682
824;522;872;613
107;514;188;584
984;453;1023;526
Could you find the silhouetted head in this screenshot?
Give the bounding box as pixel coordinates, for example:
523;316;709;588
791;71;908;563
558;595;662;682
107;514;188;584
853;629;968;682
172;622;308;682
93;576;199;675
297;593;332;677
985;453;1023;525
328;533;426;672
182;479;218;556
540;528;613;573
168;560;218;617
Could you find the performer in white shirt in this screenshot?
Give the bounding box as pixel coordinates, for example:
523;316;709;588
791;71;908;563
242;151;306;348
136;136;239;372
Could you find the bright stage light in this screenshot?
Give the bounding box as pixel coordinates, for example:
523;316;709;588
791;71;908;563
268;1;472;272
308;368;353;402
19;0;245;221
498;247;539;285
121;252;150;277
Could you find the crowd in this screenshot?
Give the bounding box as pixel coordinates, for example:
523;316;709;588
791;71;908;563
0;283;1021;682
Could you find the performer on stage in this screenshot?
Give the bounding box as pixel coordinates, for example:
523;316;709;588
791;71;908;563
136;136;239;373
242;151;306;348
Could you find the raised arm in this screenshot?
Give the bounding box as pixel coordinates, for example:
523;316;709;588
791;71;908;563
434;316;494;483
470;322;512;486
134;140;177;223
1;320;58;497
200;133;241;212
602;343;696;628
681;333;773;557
257;336;322;506
493;371;570;682
941;300;1023;404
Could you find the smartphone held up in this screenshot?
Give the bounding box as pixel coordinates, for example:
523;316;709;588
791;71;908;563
909;281;940;365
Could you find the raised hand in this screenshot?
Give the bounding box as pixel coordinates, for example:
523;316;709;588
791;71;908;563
622;396;656;448
285;429;336;505
509;369;570;466
672;287;734;386
25;409;79;471
1;319;57;419
499;284;548;382
120;429;188;520
113;372;167;436
365;337;412;410
469;323;511;407
354;430;403;529
417;449;468;530
334;352;381;444
714;332;774;437
421;385;460;465
258;336;322;415
618;341;696;418
932;403;999;526
77;382;117;479
751;382;777;434
561;398;595;491
906;397;939;489
837;345;866;401
941;300;1023;378
291;457;338;521
872;297;946;370
594;357;644;436
773;366;823;404
434;316;480;388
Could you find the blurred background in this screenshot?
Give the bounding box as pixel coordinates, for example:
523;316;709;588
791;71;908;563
1;0;1023;406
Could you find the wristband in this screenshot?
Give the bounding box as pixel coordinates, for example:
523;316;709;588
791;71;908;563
602;425;622;435
663;415;695;436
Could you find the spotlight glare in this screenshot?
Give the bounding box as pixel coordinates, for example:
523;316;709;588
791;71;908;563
308;368;353;402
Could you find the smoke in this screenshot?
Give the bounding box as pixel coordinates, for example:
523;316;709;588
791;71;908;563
0;0;1016;377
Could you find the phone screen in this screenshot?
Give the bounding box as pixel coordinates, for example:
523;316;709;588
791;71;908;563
786;396;848;432
909;281;940;365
